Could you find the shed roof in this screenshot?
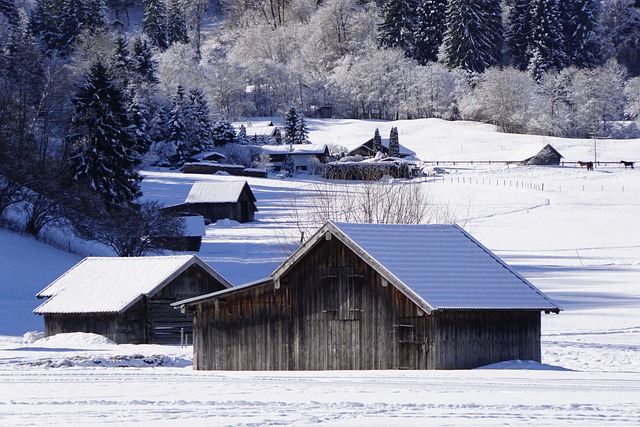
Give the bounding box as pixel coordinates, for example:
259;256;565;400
34;255;231;314
185;181;256;204
274;222;561;314
176;222;561;314
261;144;328;155
506;143;563;162
348;138;416;157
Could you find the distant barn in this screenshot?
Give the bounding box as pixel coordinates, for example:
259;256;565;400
34;255;231;344
163;181;258;223
176;222;561;370
508;143;563;166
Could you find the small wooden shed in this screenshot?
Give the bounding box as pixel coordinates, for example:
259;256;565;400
163;180;258;223
34;255;231;344
176;222;561;370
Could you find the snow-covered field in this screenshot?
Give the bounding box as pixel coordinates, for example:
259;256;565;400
1;118;640;425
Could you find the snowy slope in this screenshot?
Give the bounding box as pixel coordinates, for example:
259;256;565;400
1;118;640;425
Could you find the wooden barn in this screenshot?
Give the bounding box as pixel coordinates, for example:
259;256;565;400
34;255;231;344
163;180;258;223
508;143;563;166
175;222;561;371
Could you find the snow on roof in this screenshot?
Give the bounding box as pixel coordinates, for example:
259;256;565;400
274;222;560;313
184;181;253;204
261;144;328;155
34;255;231;314
506;143;560;161
245;126;277;137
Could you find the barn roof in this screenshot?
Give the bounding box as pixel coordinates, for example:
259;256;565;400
260;144;328;155
273;222;561;314
175;222;561;314
185;181;256;204
34;255;231;314
506;143;563;162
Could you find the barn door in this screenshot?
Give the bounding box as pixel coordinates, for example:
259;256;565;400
397;316;427;369
321;267;363;369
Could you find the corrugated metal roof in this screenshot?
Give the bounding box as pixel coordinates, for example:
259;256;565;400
272;222;560;313
261;144;328;155
184;181;251;204
34;255;231;314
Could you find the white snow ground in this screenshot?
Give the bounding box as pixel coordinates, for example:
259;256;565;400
1;118;640;425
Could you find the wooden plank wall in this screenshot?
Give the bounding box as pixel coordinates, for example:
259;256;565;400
433;310;541;369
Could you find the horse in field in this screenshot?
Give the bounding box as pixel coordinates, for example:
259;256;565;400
620;160;635;169
577;161;594;171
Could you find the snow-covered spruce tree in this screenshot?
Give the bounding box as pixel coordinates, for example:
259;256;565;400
373;128;382;153
560;0;601;68
211;119;237;147
441;0;503;74
505;0;532;71
273;127;283;145
126;90;154;158
388;127;400;157
599;0;640;72
284;106;299;145
111;35;131;88
527;0;567;81
167;0;189;47
186;87;213;154
414;0;448;65
0;0;20;27
294;113;309;144
166;85;188;165
378;0;419;58
29;0;66;52
131;36;159;85
68;60;142;209
142;0;168;50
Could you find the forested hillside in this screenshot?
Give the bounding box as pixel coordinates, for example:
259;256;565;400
1;0;640;248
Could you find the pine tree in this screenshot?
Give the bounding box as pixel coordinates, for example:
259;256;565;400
379;0;419;58
126;90;154;157
167;0;189;46
388;127;400;157
441;0;503;74
187;87;213;154
68;60;142;208
294;113;309;144
561;0;601;68
505;0;532;71
111;35;131;88
527;0;567;81
373;128;382;153
131;36;159;85
142;0;168;50
212;119;237;147
167;85;188;165
414;0;448;64
29;0;65;52
0;0;19;27
273;127;283;145
284;107;298;144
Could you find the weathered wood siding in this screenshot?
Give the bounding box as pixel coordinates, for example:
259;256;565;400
432;310;541;369
193;237;431;370
166;201;255;223
43;264;227;345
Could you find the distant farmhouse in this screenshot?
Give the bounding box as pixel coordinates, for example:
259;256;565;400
348;137;416;159
175;222;561;371
261;144;330;172
34;255;231;344
507;143;563;166
162;181;257;224
243;122;279;144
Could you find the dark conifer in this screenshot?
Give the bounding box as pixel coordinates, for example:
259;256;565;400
414;0;448;64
